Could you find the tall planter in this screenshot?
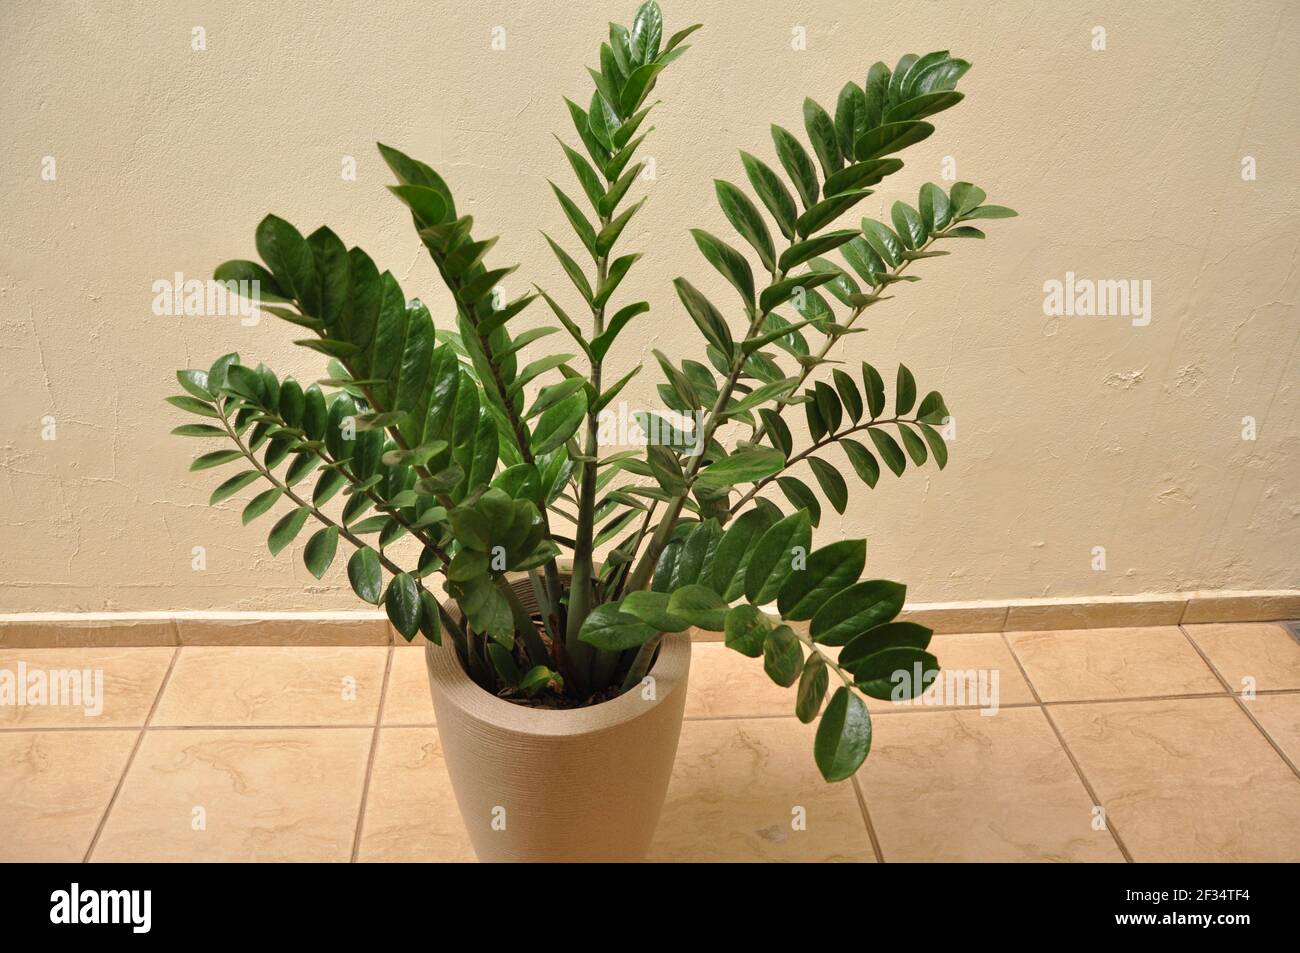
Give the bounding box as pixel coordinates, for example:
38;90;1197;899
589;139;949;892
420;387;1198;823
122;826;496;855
425;576;691;862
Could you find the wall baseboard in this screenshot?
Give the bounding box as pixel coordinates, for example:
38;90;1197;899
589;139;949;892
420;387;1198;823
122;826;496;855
1;590;1296;647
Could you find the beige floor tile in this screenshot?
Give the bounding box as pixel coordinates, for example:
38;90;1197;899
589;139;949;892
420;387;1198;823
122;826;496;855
91;728;372;861
684;641;797;719
0;647;174;728
1006;626;1221;702
1240;692;1300;768
1049;697;1300;862
648;717;875;861
0;730;138;861
860;707;1122;862
383;646;436;725
1184;623;1300;693
866;633;1037;714
152;646;387;726
356;727;474;861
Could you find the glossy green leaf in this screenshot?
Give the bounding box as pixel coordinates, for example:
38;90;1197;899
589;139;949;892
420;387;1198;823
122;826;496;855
347;546;383;604
267;506;310;556
384;572;421;639
763;624;802;687
777;539;866;621
619;590;691;633
814;687;871;781
809;579;906;645
740;150;798;241
744;509;812;604
771;125;819;211
666;583;729;631
714;179;775;271
578;603;657;650
696;447;785;490
303;526;339;579
795;653;830;723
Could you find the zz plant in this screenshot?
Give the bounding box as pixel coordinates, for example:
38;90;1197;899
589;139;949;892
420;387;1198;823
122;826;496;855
169;2;1014;781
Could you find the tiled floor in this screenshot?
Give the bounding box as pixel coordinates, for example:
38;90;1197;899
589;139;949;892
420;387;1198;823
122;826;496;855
2;623;1299;862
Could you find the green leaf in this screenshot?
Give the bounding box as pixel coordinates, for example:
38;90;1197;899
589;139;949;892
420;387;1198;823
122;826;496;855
630;1;663;64
191;449;243;471
809;579;906;645
696;447;785;490
779;229;859;271
666;584;729;631
919;422;948;469
487;643;521;687
209;470;260;504
347;547;383;604
861;363;886;418
839;622;934;673
255;214;317;310
303;526;339;579
771;125;819;211
172;424;224;437
531;390;587;455
895;364;917;415
740;150;798;241
709;508;776;600
849;646;939;700
419;589;443;644
860;218;904;268
620;590;691;633
949;181;987;216
721;376;799;417
919;181;952;232
267;506;310;556
796;190;872;238
891;201;926;249
823;157;903;196
763;624;802;687
242;487;282;524
776;539;866;621
723;603;768;658
744;509;812;604
802;97;842;179
175;369;214;400
777;476;821;527
690;229;754;308
808;457;849;514
841;438;880;488
384;572;421;639
795;653;830;723
596;197;645;256
578;603;657;650
591;301;648;361
814;687;872;781
714;179;775;271
962;204;1018;220
542;233;593;304
853;120;934;161
869;427;907;476
170;395;219;418
673;278;733;356
885;90;964;123
899;423;928;465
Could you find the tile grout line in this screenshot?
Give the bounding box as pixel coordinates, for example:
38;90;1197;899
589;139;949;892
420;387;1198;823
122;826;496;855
1177;624;1300;781
350;644;395;863
999;632;1136;864
849;775;886;863
82;641;183;862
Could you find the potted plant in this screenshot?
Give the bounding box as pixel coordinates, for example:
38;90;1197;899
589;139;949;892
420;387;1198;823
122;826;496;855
169;2;1014;861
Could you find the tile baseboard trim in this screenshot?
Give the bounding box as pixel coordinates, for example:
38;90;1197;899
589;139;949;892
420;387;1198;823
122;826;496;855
3;590;1296;646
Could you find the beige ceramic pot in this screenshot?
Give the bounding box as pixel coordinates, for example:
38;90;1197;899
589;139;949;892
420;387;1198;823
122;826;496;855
424;577;690;862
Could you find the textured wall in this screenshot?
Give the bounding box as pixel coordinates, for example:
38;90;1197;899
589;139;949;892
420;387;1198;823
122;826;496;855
2;0;1297;611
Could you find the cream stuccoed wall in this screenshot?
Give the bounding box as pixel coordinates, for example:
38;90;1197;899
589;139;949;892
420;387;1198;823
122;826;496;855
1;0;1297;612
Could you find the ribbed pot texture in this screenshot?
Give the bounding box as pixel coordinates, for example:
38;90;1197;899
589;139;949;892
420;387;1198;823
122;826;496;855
424;576;690;862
